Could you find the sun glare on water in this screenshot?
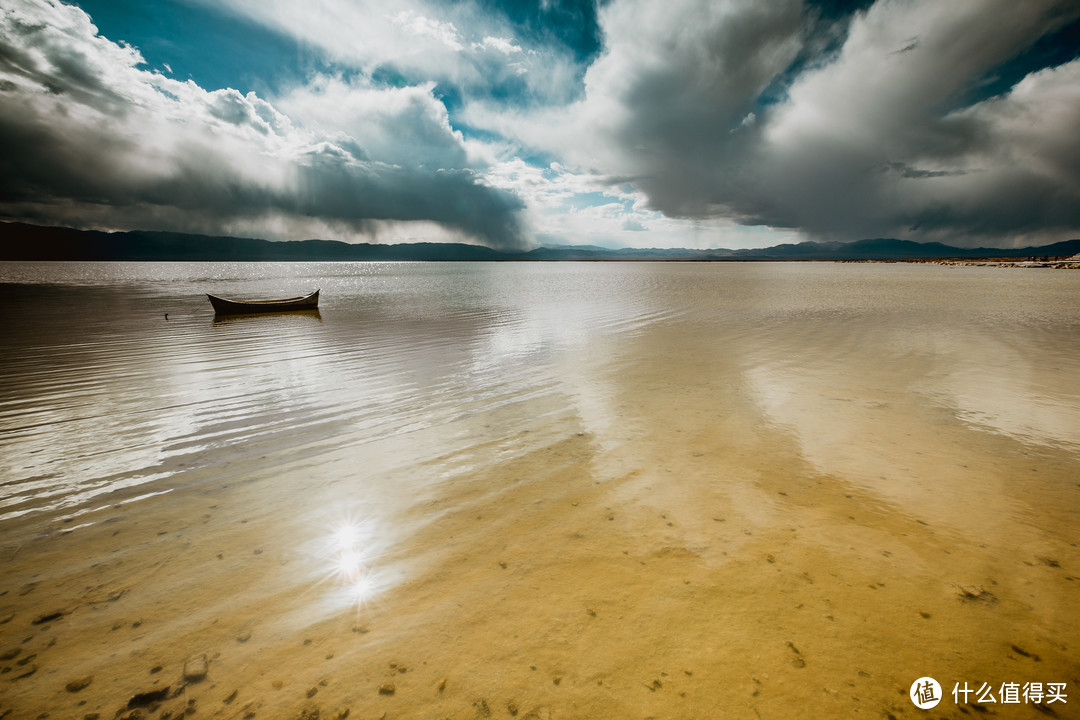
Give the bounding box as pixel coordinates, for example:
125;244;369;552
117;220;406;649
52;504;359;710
323;519;388;608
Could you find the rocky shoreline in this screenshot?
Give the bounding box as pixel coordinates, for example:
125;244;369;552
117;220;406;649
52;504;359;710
838;254;1080;268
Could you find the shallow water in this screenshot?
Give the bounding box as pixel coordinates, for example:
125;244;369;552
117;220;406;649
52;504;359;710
0;261;1077;719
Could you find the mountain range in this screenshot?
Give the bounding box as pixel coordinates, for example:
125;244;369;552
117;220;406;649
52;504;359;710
2;222;1078;262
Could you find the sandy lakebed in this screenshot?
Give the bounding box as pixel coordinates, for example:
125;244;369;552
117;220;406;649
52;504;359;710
0;261;1078;719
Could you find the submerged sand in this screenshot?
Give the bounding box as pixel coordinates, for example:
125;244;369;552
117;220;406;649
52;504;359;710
1;263;1078;719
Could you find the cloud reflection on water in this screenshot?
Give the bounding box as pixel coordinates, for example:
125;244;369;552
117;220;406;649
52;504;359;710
2;261;1079;626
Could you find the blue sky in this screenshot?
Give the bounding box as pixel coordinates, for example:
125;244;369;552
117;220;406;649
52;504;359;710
1;0;1078;249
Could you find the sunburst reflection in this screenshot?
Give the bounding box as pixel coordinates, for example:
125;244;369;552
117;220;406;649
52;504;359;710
318;518;396;610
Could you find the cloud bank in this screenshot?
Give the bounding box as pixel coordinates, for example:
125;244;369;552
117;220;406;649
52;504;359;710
0;0;526;247
1;0;1078;249
468;0;1080;247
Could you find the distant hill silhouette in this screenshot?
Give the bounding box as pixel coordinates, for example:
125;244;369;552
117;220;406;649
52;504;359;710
1;222;1078;262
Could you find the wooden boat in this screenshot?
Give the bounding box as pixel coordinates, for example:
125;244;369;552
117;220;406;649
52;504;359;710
207;289;319;315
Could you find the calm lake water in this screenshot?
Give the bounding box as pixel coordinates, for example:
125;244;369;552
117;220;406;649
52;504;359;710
2;261;1077;523
1;261;1078;718
0;261;688;524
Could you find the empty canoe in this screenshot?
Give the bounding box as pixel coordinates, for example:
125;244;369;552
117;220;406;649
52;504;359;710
207;289;319;315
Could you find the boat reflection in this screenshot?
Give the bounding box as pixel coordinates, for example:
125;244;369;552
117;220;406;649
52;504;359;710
211;308;322;326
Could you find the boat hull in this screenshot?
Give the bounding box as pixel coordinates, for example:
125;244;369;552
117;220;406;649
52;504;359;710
207;289;319;315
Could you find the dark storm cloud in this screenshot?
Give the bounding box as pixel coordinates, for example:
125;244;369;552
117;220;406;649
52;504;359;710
287;145;526;245
582;0;805;215
0;0;528;248
533;0;1080;246
605;0;1080;244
